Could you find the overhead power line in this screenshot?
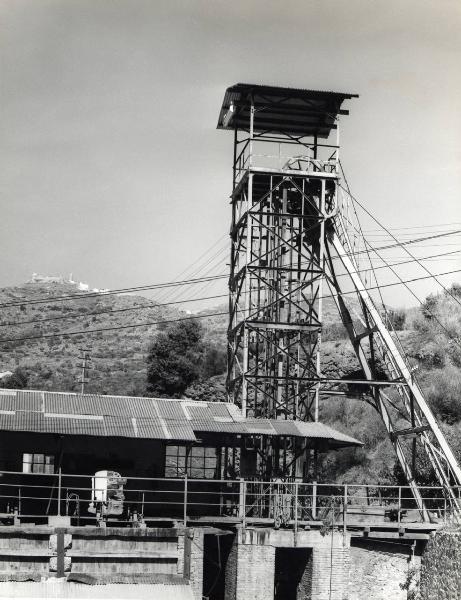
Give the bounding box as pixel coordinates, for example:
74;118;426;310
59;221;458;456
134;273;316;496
153;234;228;303
2;293;229;328
0;274;227;309
1;268;461;346
2;229;459;311
338;164;461;313
2;248;459;330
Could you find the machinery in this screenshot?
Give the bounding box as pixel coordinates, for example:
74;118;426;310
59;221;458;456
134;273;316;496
88;470;126;524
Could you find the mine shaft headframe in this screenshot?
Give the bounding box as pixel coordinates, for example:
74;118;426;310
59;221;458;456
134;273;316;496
219;83;358;425
219;83;461;514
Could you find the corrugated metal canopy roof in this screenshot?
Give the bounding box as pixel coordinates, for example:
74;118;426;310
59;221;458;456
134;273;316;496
0;389;362;449
217;82;358;138
0;581;194;599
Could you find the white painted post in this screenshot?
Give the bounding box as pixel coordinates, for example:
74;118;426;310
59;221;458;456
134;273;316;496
57;468;62;517
294;482;298;534
312;482;317;520
183;475;188;527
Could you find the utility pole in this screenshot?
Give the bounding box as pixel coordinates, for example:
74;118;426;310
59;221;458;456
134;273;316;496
78;349;92;395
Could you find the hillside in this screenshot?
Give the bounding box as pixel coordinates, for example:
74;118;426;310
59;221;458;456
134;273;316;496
0;281;182;396
1;279;461;486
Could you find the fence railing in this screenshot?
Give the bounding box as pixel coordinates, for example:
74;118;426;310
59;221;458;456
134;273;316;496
233;139;339;184
0;470;458;527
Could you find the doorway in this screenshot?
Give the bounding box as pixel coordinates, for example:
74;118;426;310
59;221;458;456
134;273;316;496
202;533;234;600
274;547;312;600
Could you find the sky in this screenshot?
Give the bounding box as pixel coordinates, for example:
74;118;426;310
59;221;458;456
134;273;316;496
1;0;460;309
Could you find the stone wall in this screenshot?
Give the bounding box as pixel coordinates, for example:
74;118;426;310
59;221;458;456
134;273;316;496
348;539;418;600
420;530;461;600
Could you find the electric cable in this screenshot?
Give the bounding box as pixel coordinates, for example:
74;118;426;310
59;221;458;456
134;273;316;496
1;248;459;330
1;228;458;310
2;268;461;345
153;233;227;300
339;160;461;312
339;166;413;369
0;274;227;309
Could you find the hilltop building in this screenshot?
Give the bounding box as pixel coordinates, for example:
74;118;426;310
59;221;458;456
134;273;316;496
29;273;109;293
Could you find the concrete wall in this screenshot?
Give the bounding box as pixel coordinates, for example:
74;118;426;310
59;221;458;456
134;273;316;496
69;527;178;575
0;526;188;580
348;539;417;600
0;528;50;577
420;530;461;600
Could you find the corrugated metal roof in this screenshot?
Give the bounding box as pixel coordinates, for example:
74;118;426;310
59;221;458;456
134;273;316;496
16;390;43;412
245;419;277;435
0;581;194;599
104;415;136;438
190;420;245;434
294;421;362;447
164;421;197;442
15;411;45;432
43;416;105;437
0;392;17;412
217;83;358;138
0;389;362;448
156;399;188;420
206;402;233;418
186;404;214;421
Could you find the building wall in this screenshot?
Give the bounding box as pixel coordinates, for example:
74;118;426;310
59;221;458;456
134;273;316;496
0;432;225;523
0;432;173;522
224;527;350;600
420;530;461;600
0;431;165;477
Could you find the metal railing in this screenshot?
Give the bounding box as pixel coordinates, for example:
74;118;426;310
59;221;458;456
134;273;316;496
233;139;339;184
0;470;457;527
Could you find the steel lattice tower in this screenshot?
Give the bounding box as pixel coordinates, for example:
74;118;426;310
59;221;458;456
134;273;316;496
218;83;461;516
219;84;353;422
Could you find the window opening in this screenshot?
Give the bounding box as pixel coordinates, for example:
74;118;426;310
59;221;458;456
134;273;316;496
165;446;217;478
22;453;55;474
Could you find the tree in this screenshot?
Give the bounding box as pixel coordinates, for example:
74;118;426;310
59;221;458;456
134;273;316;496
1;368;28;389
146;319;205;398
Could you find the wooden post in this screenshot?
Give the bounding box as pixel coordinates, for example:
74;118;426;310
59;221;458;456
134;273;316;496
398;487;402;525
183;529;192;580
343;484;348;536
56;529;65;578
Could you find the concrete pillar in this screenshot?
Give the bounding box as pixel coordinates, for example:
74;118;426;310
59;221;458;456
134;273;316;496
225;530;275;600
189;528;204;600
